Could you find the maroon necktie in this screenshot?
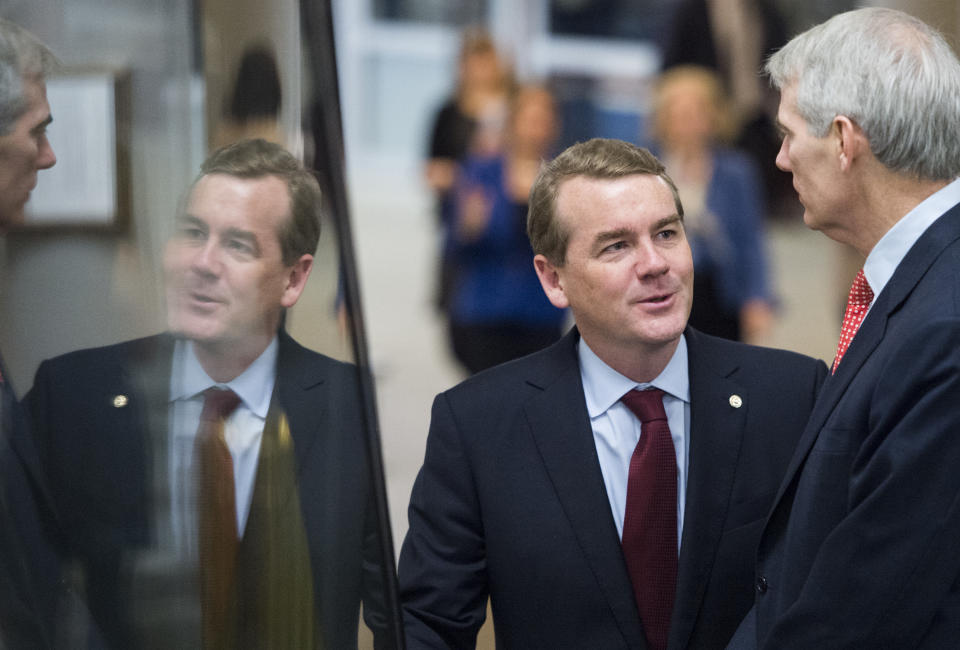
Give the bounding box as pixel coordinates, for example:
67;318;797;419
832;269;873;374
620;388;678;650
195;387;242;649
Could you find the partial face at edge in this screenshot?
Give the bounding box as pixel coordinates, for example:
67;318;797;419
775;83;848;234
0;78;56;229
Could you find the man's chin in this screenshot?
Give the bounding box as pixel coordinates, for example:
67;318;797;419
166;317;223;345
0;207;25;232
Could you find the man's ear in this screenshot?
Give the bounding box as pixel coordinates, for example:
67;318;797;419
833;115;868;172
280;254;314;308
533;254;570;309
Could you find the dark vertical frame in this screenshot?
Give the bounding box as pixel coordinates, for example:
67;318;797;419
298;1;406;647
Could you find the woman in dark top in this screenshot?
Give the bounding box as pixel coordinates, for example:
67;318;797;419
425;29;512;313
446;85;567;374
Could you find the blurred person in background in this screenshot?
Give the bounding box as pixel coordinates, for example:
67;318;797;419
425;28;512;313
212;44;284;150
661;0;792;217
648;65;774;343
446;84;567;374
22;139;388;649
0;17;61;649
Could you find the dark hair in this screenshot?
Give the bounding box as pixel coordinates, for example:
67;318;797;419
198;138;321;264
228;45;281;122
527;138;683;265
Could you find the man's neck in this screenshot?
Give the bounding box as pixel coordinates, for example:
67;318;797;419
193;335;273;383
583;334;681;385
848;169;950;257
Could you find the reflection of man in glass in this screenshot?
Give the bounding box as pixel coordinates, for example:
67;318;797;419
24;139;387;648
0;18;62;649
0;19;57;231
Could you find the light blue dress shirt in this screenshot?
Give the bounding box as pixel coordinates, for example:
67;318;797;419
578;335;691;548
168;337;278;554
863;177;960;314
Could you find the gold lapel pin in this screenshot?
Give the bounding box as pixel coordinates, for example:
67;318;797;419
112;394;129;408
729;394;743;409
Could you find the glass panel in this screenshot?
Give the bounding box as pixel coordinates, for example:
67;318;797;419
549;0;677;42
372;0;487;25
0;1;401;647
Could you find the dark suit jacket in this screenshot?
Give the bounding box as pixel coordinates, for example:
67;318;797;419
23;330;387;649
399;327;826;649
1;352;61;649
739;201;960;648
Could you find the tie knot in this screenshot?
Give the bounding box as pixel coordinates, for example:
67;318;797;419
621;388;668;425
200;387;241;422
848;269;874;307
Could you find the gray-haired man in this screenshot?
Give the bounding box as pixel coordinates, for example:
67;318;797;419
0;17;59;649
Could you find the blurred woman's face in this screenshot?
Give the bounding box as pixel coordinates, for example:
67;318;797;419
659;80;716;149
510;90;557;153
461;49;502;90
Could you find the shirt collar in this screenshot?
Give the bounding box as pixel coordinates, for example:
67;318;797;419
578;334;690;418
169;336;278;418
864;177;960;297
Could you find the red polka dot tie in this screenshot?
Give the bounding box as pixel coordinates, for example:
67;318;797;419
620;388;677;650
832;269;873;374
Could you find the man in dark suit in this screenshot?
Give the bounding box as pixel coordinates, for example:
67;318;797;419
0;18;60;648
22;139;388;648
727;8;960;648
399;138;827;649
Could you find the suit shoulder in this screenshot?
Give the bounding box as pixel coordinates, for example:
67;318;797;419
440;343;568;409
279;332;358;379
692;330;827;378
34;333;168;376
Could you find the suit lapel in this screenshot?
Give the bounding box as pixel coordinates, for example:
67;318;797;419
669;329;748;650
124;335;174;541
770;201;960;512
127;334;174;449
275;331;327;477
523;331;648;649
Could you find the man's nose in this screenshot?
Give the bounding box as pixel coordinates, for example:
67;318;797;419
775;140;790;172
190;240;222;276
635;243;670;278
37;135;56;170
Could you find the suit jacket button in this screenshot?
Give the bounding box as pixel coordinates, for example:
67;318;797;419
755;576;768;594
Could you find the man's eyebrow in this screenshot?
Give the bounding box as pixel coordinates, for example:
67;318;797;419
655;214;682;227
31;114;53;134
176;214;206;228
774;119;790;137
223;227;261;253
593;227;633;246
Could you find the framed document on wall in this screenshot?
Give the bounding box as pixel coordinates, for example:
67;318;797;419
23;69;130;230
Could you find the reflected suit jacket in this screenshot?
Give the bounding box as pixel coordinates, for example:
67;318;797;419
399;327;827;649
24;330;386;649
0;351;61;649
738;200;960;648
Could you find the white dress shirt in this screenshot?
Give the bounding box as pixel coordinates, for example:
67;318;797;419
864;177;960;311
578;335;691;548
168;337;278;554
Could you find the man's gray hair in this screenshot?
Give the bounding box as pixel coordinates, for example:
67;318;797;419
0;19;56;135
765;7;960;182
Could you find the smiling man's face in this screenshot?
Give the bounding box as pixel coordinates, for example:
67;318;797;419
163;173;311;354
534;173;693;364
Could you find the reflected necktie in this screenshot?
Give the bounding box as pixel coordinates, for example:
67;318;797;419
620;388;677;650
832;269;873;374
195;387;241;649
